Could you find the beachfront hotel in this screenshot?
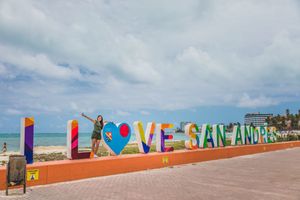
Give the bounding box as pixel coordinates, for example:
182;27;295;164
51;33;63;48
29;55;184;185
244;113;273;127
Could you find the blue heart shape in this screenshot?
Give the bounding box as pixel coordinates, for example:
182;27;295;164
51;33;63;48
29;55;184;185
102;122;131;155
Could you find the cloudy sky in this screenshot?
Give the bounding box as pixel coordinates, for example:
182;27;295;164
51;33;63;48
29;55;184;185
0;0;300;132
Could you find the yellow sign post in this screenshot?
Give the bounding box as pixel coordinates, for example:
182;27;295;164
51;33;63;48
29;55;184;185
27;169;39;181
162;156;169;164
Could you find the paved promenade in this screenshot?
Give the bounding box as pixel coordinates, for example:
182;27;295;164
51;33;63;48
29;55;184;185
1;147;300;200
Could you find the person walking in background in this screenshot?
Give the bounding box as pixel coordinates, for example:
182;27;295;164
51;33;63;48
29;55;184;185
2;142;7;154
81;113;104;158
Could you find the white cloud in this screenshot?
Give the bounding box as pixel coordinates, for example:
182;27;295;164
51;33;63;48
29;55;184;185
0;0;300;116
0;63;6;75
5;108;23;115
115;110;131;116
0;45;82;80
238;94;278;108
140;110;150;115
70;102;79;111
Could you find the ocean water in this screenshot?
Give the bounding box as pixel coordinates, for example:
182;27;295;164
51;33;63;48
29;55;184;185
0;131;234;152
0;132;190;152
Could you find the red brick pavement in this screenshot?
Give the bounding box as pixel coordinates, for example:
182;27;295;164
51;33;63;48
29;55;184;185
1;148;300;200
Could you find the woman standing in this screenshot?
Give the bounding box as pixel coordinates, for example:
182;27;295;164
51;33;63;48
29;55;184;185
81;113;104;158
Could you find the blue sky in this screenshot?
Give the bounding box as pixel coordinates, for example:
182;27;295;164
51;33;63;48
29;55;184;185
0;0;300;133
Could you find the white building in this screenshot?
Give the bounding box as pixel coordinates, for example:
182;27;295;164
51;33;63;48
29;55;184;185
244;113;273;127
180;122;192;131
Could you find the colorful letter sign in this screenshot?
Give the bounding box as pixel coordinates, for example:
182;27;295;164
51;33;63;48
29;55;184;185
268;127;277;143
133;121;155;153
156;124;174;152
231;125;243;145
184;123;200;150
199;124;215;148
102;122;131;155
259;126;269;144
241;126;253;144
20;117;34;164
67;120;91;159
17;116;280;161
212;124;226;147
231;125;277;146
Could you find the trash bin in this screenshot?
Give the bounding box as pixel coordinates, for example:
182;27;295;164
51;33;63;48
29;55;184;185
6;155;26;196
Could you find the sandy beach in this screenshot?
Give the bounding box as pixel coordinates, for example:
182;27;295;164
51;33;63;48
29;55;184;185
0;141;186;166
0;146;70;165
0;142;137;165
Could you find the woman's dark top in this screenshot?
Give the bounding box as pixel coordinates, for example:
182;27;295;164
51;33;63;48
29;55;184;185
91;121;103;140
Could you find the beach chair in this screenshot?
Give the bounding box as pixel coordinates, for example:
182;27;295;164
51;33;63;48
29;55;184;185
6;155;26;196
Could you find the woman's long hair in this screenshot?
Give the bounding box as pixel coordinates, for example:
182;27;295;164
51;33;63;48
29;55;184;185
97;115;104;128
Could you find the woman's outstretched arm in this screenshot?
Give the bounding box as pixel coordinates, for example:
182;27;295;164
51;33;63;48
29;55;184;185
81;113;96;123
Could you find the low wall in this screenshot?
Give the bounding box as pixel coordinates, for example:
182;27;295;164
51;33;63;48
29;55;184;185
1;141;299;190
